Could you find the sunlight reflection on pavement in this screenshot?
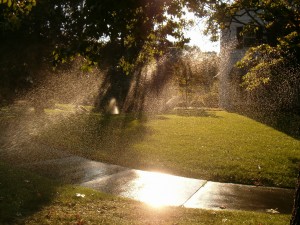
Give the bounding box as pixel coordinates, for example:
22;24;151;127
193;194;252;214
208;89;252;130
20;155;294;213
81;169;206;207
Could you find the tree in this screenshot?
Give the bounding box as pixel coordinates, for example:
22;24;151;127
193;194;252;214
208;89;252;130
0;0;41;105
0;0;36;32
204;0;300;114
170;47;219;108
0;0;215;112
48;0;202;112
206;1;300;223
206;0;300;43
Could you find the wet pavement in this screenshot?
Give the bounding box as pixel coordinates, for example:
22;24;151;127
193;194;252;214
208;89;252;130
81;169;207;207
184;181;294;214
19;155;295;214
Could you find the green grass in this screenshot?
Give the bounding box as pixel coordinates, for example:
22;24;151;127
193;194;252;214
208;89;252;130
0;105;299;188
0;162;291;225
34;109;300;188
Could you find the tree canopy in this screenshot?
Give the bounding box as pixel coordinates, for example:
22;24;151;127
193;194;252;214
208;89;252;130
208;0;300;113
0;0;211;71
0;0;218;110
1;0;299;111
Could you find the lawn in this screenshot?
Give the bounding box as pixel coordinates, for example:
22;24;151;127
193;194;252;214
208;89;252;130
0;105;298;224
28;107;300;188
0;162;291;225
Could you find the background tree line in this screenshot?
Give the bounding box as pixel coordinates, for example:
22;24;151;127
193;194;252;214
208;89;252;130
0;0;214;113
1;0;298;113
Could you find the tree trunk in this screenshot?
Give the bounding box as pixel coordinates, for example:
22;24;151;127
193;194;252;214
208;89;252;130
291;171;300;225
94;68;132;113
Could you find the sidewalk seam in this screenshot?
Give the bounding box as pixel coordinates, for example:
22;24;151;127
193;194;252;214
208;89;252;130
181;180;208;207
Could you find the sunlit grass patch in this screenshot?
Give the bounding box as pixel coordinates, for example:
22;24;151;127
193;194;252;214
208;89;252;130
133;112;300;187
0;105;299;188
34;109;300;188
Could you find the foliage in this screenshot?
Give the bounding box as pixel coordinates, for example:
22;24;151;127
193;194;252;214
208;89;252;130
168;47;219;107
37;0;205;72
237;31;300;89
0;0;218;111
236;44;284;90
0;0;214;67
207;0;300;45
236;26;300;113
207;0;300;74
0;0;36;32
206;0;300;113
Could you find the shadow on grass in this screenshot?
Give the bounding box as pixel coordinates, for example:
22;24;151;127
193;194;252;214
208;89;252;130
0;109;71;223
0;103;151;170
0;110;151;223
0;162;58;224
37;112;152;168
235;109;300;140
211;172;276;188
288;157;300;175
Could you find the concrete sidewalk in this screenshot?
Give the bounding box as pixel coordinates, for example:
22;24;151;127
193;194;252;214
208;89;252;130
19;155;295;214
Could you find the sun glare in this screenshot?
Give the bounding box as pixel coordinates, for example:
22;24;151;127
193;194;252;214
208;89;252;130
184;10;220;52
134;171;186;208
